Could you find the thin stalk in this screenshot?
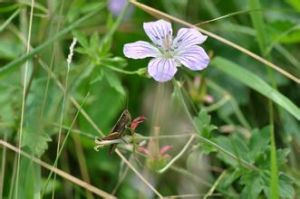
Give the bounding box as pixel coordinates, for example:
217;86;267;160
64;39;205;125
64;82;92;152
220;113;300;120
203;171;226;199
129;0;300;84
72;134;94;199
0;140;116;199
0;3;105;77
0;9;20;32
40;0;65;123
173;80;257;170
41;93;89;197
107;65;144;75
164;193;222;198
15;1;34;198
248;0;279;197
115;149;164;199
0;133;7;199
8;154;17;199
38;59;105;136
206;79;251;129
51;63;69;199
170;166;212;187
158;135;195;173
112;157;130;194
195;9;261;26
204;94;231;112
100;1;130;46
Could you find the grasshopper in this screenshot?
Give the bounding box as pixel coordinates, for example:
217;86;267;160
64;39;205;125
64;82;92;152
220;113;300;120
95;109;146;154
95;109;132;154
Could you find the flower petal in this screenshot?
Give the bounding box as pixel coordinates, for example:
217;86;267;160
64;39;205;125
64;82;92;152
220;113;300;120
159;145;173;155
108;0;126;16
143;19;173;47
176;46;210;70
148;58;177;82
138;147;150;155
123;41;160;59
173;28;207;49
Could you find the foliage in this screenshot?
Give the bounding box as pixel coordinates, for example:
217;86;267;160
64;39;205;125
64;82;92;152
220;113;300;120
0;0;299;198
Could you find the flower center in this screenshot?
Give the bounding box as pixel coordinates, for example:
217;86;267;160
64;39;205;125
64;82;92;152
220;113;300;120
161;35;175;58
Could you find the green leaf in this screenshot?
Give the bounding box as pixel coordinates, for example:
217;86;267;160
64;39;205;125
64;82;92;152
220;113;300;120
194;110;217;138
22;129;51;157
240;171;264;199
104;69;126;96
21;78;53;157
214;134;251;167
211;57;300;121
17;158;41;199
285;0;300;12
0;3;105;78
248;0;268;55
219;169;241;190
249;126;270;162
73;31;89;49
279;175;295;199
78;75;125;135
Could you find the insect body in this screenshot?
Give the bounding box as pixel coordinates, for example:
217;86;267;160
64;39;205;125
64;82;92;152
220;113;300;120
96;109;132;153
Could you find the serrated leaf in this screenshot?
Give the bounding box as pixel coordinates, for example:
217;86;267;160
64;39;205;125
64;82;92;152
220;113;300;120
22;129;51;157
279;175;295;199
73;31;89;49
90;32;100;52
240;171;263;199
214;134;250;167
219;169;241;190
194;110;216;138
249;126;270;162
78;75;125;135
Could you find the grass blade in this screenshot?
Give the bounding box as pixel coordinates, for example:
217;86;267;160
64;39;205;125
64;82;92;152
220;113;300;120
212;57;300;121
129;0;300;84
0;3;105;78
248;0;268;55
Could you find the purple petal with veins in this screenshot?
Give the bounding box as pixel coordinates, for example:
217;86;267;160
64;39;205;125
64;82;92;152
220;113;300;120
143;19;173;47
175;45;210;70
148;58;177;82
173;28;207;49
123;19;210;82
123;41;161;59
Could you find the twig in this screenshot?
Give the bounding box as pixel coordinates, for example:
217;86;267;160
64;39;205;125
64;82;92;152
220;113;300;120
42;93;90;196
0;140;116;199
164;193;222;198
38;59;105;137
115;149;164;198
129;0;300;84
203;171;226;199
158;134;195;173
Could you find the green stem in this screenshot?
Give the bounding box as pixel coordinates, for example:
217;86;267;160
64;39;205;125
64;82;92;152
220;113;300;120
107;65;144;75
173;80;257;170
41;94;89;197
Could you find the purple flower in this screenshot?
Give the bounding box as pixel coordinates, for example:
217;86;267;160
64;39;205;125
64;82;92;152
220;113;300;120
108;0;127;16
123;19;210;82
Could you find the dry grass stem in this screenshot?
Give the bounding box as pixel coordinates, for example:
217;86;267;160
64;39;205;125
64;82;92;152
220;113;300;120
115;149;164;198
0;140;116;199
129;0;300;84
